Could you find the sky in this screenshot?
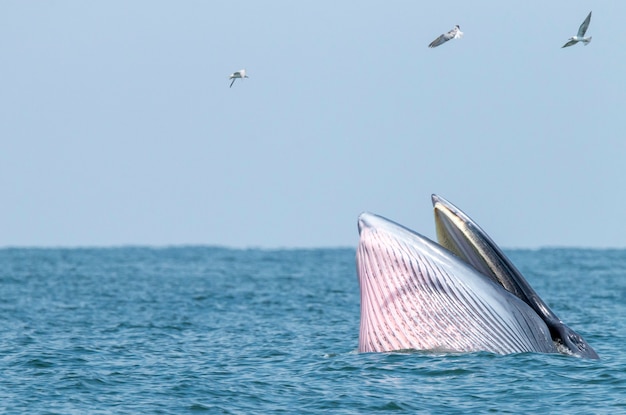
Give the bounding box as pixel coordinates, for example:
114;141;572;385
1;1;625;249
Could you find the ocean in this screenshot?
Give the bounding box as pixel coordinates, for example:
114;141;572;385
0;247;624;414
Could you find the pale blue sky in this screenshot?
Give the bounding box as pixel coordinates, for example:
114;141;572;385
1;1;625;248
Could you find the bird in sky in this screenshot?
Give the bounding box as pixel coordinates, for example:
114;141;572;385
562;11;592;48
428;25;463;48
229;69;248;88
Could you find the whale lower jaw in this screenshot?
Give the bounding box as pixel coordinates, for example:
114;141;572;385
357;212;558;355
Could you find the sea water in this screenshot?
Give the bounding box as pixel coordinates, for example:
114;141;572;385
0;247;624;414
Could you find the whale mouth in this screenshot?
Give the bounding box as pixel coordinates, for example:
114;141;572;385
355;195;598;359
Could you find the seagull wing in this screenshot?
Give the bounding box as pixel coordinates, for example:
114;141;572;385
429;28;455;48
230;78;236;88
578;11;592;37
561;39;578;48
428;33;447;48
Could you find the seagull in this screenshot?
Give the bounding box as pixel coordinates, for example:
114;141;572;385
428;25;463;48
229;69;248;88
562;11;592;48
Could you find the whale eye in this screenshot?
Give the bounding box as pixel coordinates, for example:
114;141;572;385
568;332;586;351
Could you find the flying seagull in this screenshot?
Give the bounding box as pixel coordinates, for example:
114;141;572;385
229;69;248;88
428;25;463;48
562;11;592;48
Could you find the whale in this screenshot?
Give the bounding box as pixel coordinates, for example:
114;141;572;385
356;194;598;359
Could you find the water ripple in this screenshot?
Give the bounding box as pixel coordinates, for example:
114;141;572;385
0;247;624;414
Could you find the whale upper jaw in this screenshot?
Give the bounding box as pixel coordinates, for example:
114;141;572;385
431;194;598;359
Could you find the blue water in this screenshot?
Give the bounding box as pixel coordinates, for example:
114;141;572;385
1;247;625;414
